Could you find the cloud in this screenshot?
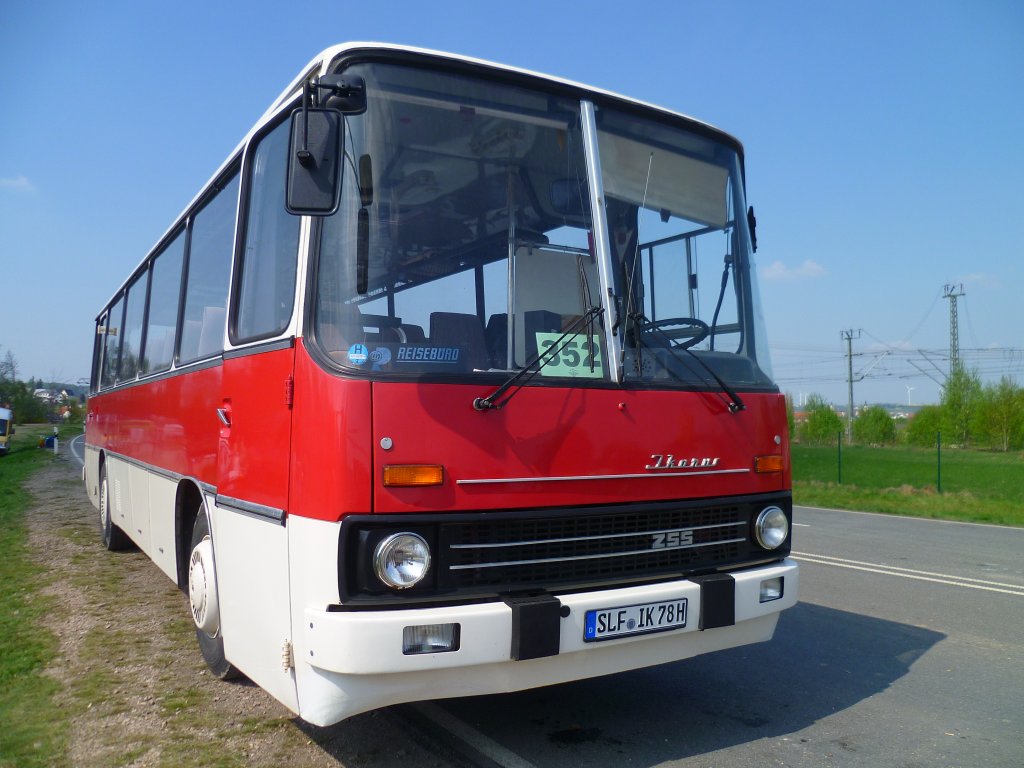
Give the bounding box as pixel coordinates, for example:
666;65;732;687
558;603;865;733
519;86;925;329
759;259;826;282
0;175;35;193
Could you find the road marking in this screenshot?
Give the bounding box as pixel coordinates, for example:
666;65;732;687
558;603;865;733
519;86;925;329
69;433;86;466
410;702;538;768
795;504;1024;531
793;552;1024;597
793;523;811;527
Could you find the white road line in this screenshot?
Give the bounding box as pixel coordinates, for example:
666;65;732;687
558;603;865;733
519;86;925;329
793;552;1024;597
69;433;86;466
795;504;1024;531
411;702;538;768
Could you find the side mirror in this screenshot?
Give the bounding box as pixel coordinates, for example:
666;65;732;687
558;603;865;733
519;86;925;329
286;108;343;215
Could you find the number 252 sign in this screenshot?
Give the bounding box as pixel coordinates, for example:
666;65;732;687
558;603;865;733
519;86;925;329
536;333;604;379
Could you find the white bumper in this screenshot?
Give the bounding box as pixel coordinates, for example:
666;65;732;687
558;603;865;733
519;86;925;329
294;559;798;725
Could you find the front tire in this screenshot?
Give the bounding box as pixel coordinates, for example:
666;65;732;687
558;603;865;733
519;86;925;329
99;464;131;551
188;508;239;680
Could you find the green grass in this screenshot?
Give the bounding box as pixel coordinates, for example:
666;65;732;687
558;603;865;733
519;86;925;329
792;443;1024;526
0;424;77;768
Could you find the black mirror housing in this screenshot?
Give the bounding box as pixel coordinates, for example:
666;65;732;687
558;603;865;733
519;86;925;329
286;108;343;215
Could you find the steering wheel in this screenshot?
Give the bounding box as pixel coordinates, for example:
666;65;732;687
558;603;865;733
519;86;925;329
638;317;710;350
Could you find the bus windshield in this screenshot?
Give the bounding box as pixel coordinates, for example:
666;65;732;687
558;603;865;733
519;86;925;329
313;62;772;389
314;62;602;379
597;107;773;388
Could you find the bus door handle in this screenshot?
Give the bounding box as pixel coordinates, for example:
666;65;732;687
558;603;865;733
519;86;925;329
216;407;232;428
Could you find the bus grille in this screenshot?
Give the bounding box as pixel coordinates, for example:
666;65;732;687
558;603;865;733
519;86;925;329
437;503;747;591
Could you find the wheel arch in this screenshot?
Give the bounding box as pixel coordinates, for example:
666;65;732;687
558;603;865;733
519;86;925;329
175;479;206;592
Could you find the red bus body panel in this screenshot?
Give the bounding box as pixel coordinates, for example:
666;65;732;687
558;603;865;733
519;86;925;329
370;383;789;514
282;342;789;521
217;348;295;512
289;341;374;520
86;365;222;485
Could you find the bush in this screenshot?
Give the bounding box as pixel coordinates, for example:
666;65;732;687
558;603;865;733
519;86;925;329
798;394;843;445
854;405;896;445
906;405;943;447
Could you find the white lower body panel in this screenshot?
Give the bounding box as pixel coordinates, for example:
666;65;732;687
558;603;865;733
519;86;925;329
287;512;798;727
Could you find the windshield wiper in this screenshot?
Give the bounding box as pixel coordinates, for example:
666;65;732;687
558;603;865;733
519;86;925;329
473;306;604;411
632;322;746;414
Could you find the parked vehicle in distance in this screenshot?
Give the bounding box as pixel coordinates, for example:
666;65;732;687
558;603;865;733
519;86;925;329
0;407;13;455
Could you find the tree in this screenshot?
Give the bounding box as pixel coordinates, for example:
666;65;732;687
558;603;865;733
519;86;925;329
974;376;1024;452
906;405;943;447
784;393;795;440
941;367;982;447
0;348;17;381
798;394;843;445
853;405;897;445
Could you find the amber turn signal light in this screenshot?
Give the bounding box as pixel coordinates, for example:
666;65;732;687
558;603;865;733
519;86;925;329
383;465;444;487
754;455;785;473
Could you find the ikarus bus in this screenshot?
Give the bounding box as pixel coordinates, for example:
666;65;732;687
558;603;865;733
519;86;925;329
84;43;797;726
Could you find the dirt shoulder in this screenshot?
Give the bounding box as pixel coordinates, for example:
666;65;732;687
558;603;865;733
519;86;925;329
27;451;459;768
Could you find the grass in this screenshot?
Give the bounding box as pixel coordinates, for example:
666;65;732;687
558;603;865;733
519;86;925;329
792;443;1024;526
0;424;77;768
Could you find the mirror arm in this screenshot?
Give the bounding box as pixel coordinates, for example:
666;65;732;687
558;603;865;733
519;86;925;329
297;80;314;168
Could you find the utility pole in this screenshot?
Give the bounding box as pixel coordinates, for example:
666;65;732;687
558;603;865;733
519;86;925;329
943;283;965;375
841;329;861;443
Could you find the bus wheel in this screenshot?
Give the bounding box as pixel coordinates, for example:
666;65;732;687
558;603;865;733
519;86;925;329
99;464;130;551
187;509;239;680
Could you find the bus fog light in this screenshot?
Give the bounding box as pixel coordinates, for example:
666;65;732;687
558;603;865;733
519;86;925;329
374;533;431;589
760;577;784;603
754;506;789;550
403;623;460;655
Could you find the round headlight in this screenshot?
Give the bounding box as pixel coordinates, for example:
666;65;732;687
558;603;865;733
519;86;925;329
373;533;431;589
754;506;789;549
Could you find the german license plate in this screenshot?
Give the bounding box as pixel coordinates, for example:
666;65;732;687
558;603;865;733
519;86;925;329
584;598;688;642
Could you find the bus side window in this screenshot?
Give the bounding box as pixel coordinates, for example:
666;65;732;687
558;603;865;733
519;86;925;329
101;296;124;389
234;119;301;343
91;312;107;393
120;269;148;382
179;173;240;364
142;231;185;373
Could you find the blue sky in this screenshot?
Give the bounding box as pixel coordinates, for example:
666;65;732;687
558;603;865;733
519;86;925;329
2;0;1021;405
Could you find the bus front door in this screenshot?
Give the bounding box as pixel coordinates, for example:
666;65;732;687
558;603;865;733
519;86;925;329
213;346;298;711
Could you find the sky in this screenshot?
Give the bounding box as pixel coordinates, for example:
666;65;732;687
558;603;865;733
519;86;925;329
2;0;1022;405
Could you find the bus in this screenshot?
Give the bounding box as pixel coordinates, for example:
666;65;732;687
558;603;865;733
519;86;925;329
84;43;798;727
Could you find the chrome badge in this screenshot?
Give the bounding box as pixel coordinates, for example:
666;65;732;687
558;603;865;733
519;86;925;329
645;454;720;470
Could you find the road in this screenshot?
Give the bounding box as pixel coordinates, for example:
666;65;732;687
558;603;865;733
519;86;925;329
351;505;1024;767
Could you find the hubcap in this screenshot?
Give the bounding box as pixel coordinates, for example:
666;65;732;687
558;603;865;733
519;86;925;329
100;477;109;530
188;536;220;636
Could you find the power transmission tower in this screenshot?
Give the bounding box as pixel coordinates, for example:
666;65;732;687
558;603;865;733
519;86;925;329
841;329;861;443
943;283;965;375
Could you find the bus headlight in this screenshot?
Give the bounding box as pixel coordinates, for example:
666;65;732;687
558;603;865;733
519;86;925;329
373;532;431;589
754;506;789;550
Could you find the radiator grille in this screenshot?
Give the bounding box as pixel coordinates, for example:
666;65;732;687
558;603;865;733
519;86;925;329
437;504;747;591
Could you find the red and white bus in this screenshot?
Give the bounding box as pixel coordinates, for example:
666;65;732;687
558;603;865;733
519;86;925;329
85;43;797;726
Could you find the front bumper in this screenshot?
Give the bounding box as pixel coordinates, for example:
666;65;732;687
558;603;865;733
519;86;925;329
294;559;797;724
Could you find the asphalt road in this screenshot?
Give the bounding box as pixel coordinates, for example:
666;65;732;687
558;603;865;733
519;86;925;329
370;505;1024;768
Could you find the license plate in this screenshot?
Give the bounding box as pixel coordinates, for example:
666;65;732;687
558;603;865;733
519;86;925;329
584;598;688;642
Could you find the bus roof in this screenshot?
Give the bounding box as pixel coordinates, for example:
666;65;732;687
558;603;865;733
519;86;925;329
266;43;742;150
